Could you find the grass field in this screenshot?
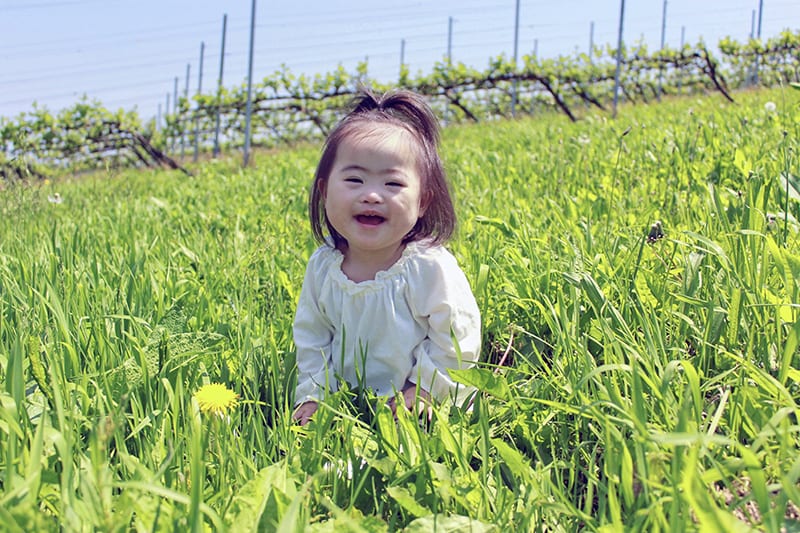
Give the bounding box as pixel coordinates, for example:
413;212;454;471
1;87;799;531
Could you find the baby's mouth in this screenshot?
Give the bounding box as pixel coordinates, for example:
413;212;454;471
356;214;386;226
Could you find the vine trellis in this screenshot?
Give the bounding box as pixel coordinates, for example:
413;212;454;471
2;30;798;181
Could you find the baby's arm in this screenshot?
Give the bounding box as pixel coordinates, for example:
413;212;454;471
408;248;481;401
293;252;334;414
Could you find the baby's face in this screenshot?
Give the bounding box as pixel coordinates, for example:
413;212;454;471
324;125;427;261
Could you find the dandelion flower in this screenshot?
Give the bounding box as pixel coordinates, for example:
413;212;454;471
764;101;777;112
194;383;238;416
47;193;63;204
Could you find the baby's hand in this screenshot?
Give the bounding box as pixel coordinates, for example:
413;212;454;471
388;381;431;419
293;401;318;425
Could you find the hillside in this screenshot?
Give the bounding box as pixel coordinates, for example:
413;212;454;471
1;87;799;530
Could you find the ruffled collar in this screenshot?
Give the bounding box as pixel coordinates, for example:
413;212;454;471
326;240;422;290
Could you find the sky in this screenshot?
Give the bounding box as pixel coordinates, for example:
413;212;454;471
1;0;798;123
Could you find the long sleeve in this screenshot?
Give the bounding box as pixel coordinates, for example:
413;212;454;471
293;251;335;404
292;242;480;405
407;248;481;401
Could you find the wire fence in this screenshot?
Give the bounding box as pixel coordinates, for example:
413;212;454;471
1;24;798;180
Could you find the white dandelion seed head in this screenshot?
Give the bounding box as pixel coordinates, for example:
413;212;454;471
764;101;777;112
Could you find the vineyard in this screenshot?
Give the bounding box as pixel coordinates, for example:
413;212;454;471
1;79;799;529
1;30;799;181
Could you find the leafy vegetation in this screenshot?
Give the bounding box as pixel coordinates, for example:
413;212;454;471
1;86;799;531
2;30;799;180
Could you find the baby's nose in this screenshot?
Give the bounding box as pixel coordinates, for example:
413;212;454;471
361;189;382;203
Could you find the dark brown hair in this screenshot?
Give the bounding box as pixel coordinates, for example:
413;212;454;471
309;88;456;249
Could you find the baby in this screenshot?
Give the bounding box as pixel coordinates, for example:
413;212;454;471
292;88;481;425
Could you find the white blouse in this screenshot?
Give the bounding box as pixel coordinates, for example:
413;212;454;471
293;240;481;405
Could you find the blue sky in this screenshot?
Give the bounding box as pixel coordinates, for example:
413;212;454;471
1;0;798;122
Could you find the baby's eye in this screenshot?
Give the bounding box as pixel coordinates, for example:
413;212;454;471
386;181;405;188
345;177;362;184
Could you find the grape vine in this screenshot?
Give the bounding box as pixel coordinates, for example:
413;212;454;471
2;30;798;181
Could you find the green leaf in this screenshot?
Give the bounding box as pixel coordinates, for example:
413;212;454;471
490;438;531;482
448;367;510;400
27;336;53;408
733;149;751;176
226;462;291;532
780;172;800;203
685;231;730;267
128;491;174;532
363;455;396;476
683;251;705;296
386;486;427;518
472;215;515;238
779;318;800;385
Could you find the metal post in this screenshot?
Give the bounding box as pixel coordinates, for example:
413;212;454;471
756;0;763;38
194;41;204;163
181;63;190;158
657;0;667;101
243;0;256;167
511;0;520;118
612;0;626;118
447;16;453;63
172;77;178;151
165;94;170;151
400;38;405;80
585;22;595;111
213;14;227;158
754;0;764;85
678;25;685;94
445;16;453;125
532;38;538;113
748;9;756;85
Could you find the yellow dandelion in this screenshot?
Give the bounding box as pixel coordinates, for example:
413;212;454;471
194;383;238;416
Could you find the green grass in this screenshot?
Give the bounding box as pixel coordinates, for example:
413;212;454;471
1;88;799;531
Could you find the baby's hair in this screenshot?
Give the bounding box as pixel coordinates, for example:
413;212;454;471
309;88;456;249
